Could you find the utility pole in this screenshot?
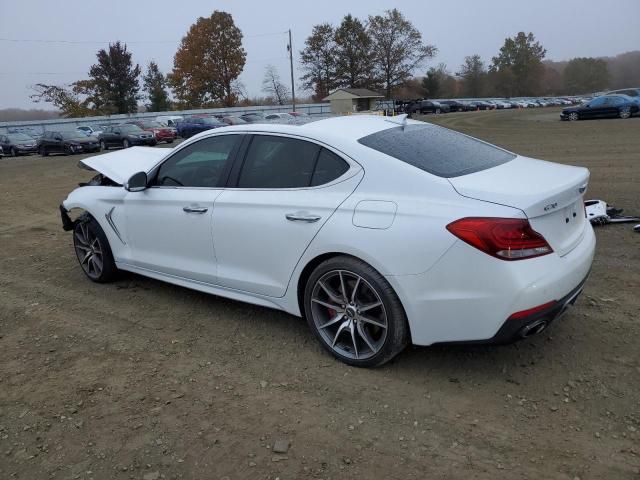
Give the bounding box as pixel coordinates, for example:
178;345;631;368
287;29;296;112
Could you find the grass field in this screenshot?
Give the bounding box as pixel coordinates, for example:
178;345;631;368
1;108;639;479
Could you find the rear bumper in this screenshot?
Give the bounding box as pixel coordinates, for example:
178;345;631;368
387;223;596;346
472;274;588;344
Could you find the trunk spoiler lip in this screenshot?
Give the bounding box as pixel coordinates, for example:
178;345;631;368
447;156;590;218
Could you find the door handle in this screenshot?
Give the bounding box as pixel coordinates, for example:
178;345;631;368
285;212;321;223
183;206;208;214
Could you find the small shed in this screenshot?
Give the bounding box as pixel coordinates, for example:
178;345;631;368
322;88;385;114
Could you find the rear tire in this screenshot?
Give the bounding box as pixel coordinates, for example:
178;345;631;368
100;140;107;151
619;108;631;119
303;256;409;367
73;216;118;283
40;147;49;157
123;139;130;148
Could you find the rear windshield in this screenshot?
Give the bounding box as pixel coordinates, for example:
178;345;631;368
358;124;515;178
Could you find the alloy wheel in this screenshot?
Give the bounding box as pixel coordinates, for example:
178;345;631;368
74;222;104;280
123;139;130;148
620;108;631;119
310;270;388;360
569;112;578;121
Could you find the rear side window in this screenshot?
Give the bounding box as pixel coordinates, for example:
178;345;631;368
238;135;320;188
358;124;515;178
311;149;349;186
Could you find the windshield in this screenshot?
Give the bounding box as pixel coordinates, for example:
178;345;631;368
7;133;33;142
120;124;143;133
358;124;516;178
61;131;89;140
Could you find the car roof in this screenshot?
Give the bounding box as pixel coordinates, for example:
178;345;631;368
189;115;412;149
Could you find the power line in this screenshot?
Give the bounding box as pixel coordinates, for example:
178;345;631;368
0;31;288;45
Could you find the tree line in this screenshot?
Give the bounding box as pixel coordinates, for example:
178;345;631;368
29;9;640;117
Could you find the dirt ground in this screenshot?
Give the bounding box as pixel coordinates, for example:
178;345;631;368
1;108;639;480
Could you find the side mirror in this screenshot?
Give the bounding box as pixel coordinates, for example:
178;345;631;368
125;171;148;192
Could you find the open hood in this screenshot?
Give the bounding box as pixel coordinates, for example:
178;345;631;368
79;147;170;184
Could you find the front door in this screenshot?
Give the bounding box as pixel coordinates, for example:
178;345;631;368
213;134;362;297
123;134;241;284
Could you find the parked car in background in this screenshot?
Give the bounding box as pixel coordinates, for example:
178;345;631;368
77;125;105;137
38;130;100;156
288;111;309;117
439;100;468;112
7;127;42;141
176;116;226;138
156;115;184;127
468;101;493;110
240;113;265;123
264;112;295;121
606;88;640;107
98;124;157;150
409;100;450;115
0;132;39;156
125;120;177;143
221;116;247;126
560;94;638;121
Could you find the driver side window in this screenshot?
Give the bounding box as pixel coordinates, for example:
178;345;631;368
154;135;240;188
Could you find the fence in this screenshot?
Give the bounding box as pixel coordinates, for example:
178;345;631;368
0;103;332;135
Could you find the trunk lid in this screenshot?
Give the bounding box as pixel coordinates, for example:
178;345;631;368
449;156;590;256
80;147;169;185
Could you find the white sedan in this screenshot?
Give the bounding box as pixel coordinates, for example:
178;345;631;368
60;115;595;367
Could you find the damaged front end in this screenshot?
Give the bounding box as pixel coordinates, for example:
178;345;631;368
60;170;121;231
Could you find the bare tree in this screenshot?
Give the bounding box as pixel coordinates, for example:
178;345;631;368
262;65;290;105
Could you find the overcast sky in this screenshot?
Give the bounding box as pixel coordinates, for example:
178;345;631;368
1;0;639;109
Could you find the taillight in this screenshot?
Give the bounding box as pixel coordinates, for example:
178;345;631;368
446;217;553;260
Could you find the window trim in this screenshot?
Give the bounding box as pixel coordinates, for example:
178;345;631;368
226;132;358;191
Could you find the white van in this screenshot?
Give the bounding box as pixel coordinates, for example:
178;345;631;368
155;115;184;127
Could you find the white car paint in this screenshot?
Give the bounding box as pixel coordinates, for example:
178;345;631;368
63;116;595;347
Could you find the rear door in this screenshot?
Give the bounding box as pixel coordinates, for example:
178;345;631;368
212;134;362;297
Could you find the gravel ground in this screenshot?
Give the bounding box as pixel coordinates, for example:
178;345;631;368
0;108;639;479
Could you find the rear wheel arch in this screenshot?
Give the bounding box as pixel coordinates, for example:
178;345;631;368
296;252;405;319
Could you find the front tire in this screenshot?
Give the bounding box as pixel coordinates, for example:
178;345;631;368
123;139;130;148
10;147;17;157
303;256;409;367
100;140;107;151
568;112;579;121
73;216;118;283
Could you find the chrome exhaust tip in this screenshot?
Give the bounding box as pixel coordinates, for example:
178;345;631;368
520;320;548;338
